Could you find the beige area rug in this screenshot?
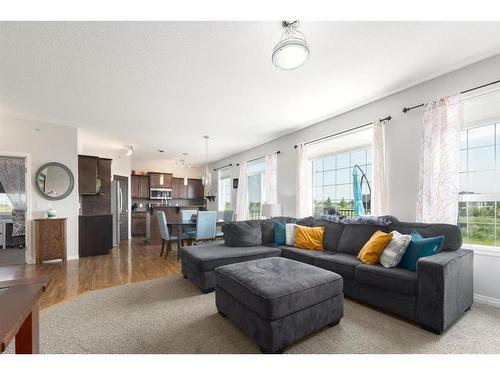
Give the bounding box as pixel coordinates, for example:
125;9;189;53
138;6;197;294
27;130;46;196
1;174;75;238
6;276;500;354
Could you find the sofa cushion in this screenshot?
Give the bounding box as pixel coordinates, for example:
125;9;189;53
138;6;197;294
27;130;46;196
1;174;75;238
355;264;417;296
215;257;343;320
337;224;387;255
181;241;280;272
259;220;275;245
389;221;462;251
223;221;262;247
280;246;333;264
313;253;361;279
313;218;345;252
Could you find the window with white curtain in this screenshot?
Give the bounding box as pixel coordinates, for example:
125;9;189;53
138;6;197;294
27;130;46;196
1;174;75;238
459;85;500;248
308;126;373;217
218;167;232;211
247;159;265;219
0;192;13;215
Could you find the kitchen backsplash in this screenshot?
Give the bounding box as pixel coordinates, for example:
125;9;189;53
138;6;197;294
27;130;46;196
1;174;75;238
132;198;205;210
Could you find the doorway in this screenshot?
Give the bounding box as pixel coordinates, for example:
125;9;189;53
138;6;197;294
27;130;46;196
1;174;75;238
113;175;129;242
0;156;27;266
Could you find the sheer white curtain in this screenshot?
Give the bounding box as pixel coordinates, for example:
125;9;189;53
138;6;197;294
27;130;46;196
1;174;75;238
0;158;26;210
235;161;248;221
296;143;312;218
264;153;278;204
372;119;388;216
416;95;462;224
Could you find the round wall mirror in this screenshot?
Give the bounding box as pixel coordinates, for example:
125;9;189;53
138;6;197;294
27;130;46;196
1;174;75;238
35;162;74;200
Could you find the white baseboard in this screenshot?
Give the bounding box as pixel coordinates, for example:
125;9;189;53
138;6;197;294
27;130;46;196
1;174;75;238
67;255;79;261
474;293;500;308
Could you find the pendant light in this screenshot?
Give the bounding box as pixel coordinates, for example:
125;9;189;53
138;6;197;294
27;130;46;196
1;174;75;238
202;135;212;188
272;21;310;71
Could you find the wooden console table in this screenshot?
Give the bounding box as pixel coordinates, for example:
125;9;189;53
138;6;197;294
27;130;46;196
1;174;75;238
0;276;49;354
34;218;67;263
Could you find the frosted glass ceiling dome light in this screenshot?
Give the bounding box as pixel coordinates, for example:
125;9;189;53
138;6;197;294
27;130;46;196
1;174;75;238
272;21;310;70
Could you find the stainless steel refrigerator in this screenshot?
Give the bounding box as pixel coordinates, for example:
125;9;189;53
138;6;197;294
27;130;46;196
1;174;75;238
111;176;129;246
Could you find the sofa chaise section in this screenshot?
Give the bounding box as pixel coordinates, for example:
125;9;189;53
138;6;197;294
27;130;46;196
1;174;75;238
180;241;281;292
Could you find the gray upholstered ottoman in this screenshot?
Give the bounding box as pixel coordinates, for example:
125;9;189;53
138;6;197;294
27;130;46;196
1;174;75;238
215;257;343;353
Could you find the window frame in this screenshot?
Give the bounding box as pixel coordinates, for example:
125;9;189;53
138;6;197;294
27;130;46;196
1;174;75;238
310;145;373;217
246;158;265;220
218;175;232;212
458;120;500;250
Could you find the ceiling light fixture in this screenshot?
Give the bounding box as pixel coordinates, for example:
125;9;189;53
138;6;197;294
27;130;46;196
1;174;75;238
126;145;134;156
202;136;212;188
174;153;191;168
272;21;310;71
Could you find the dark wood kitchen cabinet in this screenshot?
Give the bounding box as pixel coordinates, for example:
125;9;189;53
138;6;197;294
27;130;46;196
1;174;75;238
187;179;204;199
78;215;113;257
131;212;147;236
172;177;188;199
131;175;150;199
149;173;173;188
78;155;99;194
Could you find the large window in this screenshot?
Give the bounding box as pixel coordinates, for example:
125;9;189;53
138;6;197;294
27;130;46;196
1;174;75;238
312;147;372;217
0;193;13;215
218;167;232;211
218;177;232;211
247;159;265;219
458;122;500;247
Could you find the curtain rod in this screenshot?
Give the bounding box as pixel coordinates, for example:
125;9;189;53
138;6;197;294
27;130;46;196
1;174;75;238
402;79;500;113
213;163;232;171
236;151;280;166
293;115;392;149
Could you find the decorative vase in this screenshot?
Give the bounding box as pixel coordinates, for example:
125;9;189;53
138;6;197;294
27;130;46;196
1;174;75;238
47;208;57;218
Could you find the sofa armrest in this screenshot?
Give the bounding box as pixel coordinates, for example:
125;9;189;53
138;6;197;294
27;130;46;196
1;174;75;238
416;249;473;333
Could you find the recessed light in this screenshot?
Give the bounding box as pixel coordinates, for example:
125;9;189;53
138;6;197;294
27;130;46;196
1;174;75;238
158;150;165;153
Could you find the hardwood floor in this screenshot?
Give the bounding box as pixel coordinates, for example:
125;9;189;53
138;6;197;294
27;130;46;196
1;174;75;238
0;238;181;310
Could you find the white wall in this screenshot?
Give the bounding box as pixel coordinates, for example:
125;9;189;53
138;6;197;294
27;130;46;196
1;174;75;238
131;159;204;179
77;132;132;240
0;114;79;261
209;53;500;306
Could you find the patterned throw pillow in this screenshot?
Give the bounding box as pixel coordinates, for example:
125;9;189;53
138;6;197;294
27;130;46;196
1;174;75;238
285;223;297;246
379;231;412;268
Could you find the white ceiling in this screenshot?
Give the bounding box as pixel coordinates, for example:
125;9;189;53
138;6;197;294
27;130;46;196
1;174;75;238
1;21;500;165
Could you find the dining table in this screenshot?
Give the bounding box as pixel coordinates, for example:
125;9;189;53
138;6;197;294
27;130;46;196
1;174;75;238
167;219;226;260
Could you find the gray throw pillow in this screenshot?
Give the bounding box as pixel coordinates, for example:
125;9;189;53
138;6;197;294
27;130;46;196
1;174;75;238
223;221;262;247
379;230;412;268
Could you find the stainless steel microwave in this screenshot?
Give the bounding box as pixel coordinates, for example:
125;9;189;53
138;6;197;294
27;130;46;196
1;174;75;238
150;187;172;200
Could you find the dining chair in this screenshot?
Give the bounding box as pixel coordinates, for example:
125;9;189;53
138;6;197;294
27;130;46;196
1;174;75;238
190;211;217;243
222;209;234;222
216;209;234;238
156;211;177;258
179;209;197;245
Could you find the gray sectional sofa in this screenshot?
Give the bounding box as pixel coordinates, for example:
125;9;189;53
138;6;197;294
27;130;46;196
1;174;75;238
180;216;473;334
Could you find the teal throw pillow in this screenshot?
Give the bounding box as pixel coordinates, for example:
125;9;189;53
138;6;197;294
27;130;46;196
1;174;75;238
273;221;286;246
399;231;444;272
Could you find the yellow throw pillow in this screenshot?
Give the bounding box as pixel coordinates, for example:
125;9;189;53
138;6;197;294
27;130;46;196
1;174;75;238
357;230;393;265
294;225;325;251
